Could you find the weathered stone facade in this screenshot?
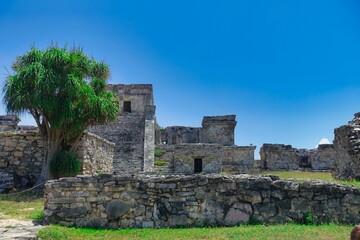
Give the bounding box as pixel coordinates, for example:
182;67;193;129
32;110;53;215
157;115;236;146
333;113;360;180
76;132;115;175
89;84;155;174
200;115;236;145
155;115;256;174
260;143;335;171
0;115;19;132
0;130;114;190
0;130;44;187
44;174;360;228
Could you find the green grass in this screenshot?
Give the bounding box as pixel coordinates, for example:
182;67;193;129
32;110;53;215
262;170;360;188
154;149;166;158
37;224;353;240
154;160;168;166
0;189;44;220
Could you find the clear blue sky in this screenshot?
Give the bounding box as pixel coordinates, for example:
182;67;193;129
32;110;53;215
1;0;360;158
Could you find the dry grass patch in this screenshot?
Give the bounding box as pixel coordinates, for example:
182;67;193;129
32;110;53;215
0;189;44;220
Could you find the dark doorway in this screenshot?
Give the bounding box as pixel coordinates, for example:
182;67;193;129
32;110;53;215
123;101;131;113
194;158;203;173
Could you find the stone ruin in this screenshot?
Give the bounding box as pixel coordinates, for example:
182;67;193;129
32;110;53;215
154;115;257;174
89;84;155;174
0;115;19;132
259;143;335;171
333;112;360;180
1;83;360;192
0;84;258;191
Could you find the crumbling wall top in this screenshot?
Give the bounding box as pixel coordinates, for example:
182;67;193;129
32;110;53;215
202;115;236;125
0;115;20;132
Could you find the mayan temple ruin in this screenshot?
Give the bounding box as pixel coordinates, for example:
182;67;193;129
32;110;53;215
1;83;357;193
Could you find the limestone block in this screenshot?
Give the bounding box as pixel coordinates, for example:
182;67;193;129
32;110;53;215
106;201;131;219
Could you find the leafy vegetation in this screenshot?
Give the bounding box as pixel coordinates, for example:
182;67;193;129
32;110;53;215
3;45;119;181
50;149;81;178
154;160;168;166
37;224;353;240
154;149;166;157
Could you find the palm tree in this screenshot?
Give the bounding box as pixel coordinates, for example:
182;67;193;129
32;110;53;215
3;45;119;182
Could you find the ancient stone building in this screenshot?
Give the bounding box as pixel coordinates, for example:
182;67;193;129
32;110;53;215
0;115;19;132
259;143;335;171
157;115;236;145
155;115;257;174
89;84;155;174
333;113;360;180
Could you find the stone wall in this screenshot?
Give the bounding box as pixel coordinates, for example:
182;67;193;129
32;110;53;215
44;174;360;228
0;130;44;186
158;115;237;146
0;115;19;132
173;144;224;174
222;146;258;174
310;144;335;170
76;132;115;175
0;131;114;189
200;115;236;145
89;84;155;173
159;127;200;145
333;113;360;180
260;144;299;170
260;144;335;171
154;144;257;174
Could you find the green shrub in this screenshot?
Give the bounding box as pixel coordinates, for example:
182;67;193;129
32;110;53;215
50;149;82;178
154;160;168;166
302;212;314;225
154;149;166;157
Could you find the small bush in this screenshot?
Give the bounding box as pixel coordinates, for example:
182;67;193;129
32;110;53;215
302;212;314;225
154;149;166;157
50;149;81;178
154;160;168;166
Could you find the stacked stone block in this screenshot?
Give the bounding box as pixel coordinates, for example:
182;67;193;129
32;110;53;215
260;143;335;171
44;174;360;228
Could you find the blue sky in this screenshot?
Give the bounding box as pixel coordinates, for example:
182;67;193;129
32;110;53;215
1;0;360;157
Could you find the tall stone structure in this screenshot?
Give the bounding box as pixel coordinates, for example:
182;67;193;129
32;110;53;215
333;113;360;180
200;115;236;145
89;84;155;174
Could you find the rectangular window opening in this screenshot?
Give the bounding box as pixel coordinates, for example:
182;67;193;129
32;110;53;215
194;158;203;173
123;101;131;113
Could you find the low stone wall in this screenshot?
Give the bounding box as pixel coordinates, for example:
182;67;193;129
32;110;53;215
44;174;360;228
0;130;114;188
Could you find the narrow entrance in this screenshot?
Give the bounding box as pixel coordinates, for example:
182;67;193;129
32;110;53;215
123;101;131;113
194;158;203;173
